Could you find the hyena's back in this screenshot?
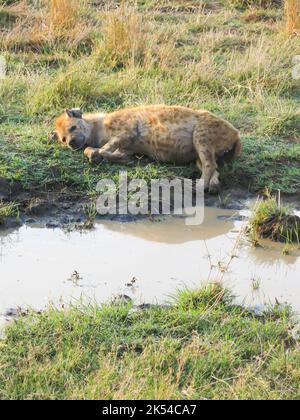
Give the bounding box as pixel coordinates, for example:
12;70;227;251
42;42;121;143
105;105;240;164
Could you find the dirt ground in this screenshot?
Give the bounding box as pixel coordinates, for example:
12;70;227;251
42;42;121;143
1;175;299;230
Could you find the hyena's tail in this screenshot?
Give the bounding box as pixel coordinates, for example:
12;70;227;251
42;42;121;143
217;133;242;166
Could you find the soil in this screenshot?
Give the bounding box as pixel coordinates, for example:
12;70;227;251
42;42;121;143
1;176;299;230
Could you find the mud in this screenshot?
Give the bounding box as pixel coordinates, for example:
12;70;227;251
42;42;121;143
1;173;300;231
0;178;265;230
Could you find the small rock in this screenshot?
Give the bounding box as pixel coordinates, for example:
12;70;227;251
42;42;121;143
25;218;36;224
4;308;18;318
46;221;60;229
138;303;154;310
217;215;247;222
61;203;71;210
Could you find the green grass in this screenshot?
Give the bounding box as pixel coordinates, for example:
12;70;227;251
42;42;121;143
223;137;300;193
0;199;18;220
0;284;299;400
248;194;300;242
0;0;299;211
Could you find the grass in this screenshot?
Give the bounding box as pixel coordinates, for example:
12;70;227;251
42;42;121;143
0;199;18;222
0;284;299;400
1;2;299;400
0;0;299;214
248;193;300;242
285;0;300;35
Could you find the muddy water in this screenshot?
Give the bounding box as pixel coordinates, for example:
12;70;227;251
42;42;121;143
0;208;300;322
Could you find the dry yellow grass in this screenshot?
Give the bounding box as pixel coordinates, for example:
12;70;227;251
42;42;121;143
49;0;78;32
103;1;147;66
95;1;177;70
0;0;92;51
285;0;300;35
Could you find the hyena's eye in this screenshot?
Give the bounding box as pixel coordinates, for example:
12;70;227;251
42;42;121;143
70;126;77;132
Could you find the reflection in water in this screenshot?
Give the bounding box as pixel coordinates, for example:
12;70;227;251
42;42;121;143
248;241;299;267
0;207;299;317
102;207;236;244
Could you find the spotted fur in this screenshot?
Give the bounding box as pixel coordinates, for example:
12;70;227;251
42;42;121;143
54;105;241;193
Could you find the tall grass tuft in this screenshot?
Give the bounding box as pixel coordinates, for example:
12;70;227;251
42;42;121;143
285;0;300;35
249;193;300;243
49;0;78;32
0;0;93;52
101;2;148;68
0;200;19;222
93;2;176;71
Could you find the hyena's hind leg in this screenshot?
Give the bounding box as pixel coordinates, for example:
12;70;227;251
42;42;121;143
196;159;220;193
193;130;220;193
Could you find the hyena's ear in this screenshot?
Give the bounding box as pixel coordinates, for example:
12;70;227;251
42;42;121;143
65;108;83;119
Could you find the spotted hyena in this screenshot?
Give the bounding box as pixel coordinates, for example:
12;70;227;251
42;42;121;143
53;105;241;193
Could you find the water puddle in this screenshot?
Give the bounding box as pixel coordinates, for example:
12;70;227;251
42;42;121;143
1;207;300;323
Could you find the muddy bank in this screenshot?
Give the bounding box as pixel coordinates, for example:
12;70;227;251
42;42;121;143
1;176;300;230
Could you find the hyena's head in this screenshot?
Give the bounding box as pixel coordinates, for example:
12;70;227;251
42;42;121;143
53;108;89;150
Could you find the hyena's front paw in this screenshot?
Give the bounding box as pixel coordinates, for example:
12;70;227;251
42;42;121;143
208;171;221;195
84;147;104;165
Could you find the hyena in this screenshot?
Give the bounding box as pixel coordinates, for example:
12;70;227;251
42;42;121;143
53;105;241;193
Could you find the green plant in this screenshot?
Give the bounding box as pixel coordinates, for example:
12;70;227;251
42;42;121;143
251;277;261;290
0;200;19;221
249;193;300;243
